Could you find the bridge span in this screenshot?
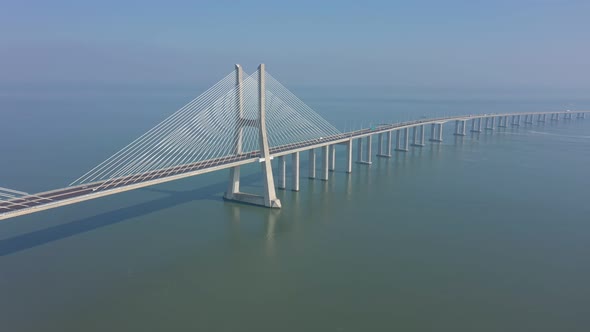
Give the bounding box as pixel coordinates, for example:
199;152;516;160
0;64;588;221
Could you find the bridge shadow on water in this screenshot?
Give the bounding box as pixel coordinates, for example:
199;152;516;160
0;174;265;257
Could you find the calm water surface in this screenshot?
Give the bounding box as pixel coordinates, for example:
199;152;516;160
1;89;589;331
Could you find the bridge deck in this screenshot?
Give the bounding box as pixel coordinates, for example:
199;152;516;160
1;110;587;221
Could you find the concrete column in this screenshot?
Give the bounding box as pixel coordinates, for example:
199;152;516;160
366;135;373;163
438;123;443;141
346;138;352;173
291;152;299;191
387;131;392;153
471;118;476;131
396;130;402;150
321;145;329;181
225;65;245;200
454;120;460;135
420;125;425;145
405;128;410;150
357;138;363;162
430;123;436;141
308;149;316;179
461;120;467;135
329;145;336;171
378;133;383;155
490;117;495;130
277;156;286;189
257;64;281;208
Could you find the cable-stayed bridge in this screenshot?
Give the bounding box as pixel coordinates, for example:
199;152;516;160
0;64;588;221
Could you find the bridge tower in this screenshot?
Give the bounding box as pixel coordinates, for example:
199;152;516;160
224;64;281;208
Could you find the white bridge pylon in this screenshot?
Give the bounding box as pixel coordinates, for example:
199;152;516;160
69;64;340;208
224;64;280;208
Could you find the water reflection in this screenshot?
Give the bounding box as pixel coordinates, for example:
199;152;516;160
345;173;353;201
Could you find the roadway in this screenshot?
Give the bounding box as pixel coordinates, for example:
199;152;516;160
1;110;587;220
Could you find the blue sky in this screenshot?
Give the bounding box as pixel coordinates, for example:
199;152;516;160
2;0;589;93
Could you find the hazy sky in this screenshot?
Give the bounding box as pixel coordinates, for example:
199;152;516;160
2;0;589;93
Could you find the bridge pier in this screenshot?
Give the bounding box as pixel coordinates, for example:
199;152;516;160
471;118;482;133
395;128;409;151
277;156;286;189
577;112;585;119
429;123;443;142
454;120;467;136
308;149;316;179
292;152;299;191
329;145;336;171
564;112;573;120
411;125;426;147
524;114;533;124
321;145;329;181
537;114;546;122
346;138;353;173
357;138;362;163
485;117;495;130
551;113;559;121
377;131;392;157
511;115;521;126
498;116;508;128
356;136;372;164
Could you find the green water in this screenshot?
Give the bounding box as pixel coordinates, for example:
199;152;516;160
1;93;589;331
